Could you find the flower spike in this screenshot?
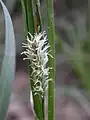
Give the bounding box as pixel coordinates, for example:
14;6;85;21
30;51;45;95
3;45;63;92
21;31;52;98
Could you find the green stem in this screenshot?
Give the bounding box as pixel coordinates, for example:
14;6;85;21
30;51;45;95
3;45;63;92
21;0;28;36
33;1;45;119
26;0;35;34
21;1;44;120
21;0;35;35
35;0;45;119
46;0;55;120
33;0;42;32
33;0;45;119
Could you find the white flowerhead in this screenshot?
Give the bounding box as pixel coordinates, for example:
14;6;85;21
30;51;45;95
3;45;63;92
21;31;53;98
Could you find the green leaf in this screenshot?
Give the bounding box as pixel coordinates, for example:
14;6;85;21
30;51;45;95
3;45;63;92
0;0;15;119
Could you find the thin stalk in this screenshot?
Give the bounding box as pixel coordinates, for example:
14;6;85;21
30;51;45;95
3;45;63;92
26;0;35;34
21;0;28;35
21;1;44;120
21;0;35;34
33;0;45;119
33;0;42;32
46;0;55;120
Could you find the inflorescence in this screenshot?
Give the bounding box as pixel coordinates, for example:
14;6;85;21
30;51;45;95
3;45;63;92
21;31;53;98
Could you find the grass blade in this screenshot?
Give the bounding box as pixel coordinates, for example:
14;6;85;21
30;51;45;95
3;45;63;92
45;0;55;120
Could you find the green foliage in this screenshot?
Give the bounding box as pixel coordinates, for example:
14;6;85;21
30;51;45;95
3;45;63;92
0;0;15;119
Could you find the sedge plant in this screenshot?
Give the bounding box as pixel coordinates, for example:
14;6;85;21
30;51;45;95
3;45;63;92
21;0;55;120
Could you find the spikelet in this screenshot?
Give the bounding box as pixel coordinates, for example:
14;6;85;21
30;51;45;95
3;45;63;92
21;31;53;98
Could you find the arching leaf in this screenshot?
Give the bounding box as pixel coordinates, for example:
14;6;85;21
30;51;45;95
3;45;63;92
0;0;15;119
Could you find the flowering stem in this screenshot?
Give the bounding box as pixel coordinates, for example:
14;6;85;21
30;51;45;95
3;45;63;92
46;0;55;120
21;0;45;120
34;0;45;119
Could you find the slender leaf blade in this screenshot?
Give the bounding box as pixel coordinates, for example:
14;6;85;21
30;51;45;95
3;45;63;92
0;0;15;119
